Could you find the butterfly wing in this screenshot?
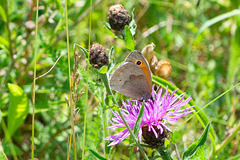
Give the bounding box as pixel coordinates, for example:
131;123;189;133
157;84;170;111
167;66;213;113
110;62;152;100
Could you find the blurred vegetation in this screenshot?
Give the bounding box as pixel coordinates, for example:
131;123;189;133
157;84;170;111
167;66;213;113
0;0;240;159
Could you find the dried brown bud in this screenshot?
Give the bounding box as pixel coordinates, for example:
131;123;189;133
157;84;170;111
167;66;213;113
142;43;156;64
108;4;131;31
155;60;172;79
89;43;109;69
150;55;158;74
142;124;169;148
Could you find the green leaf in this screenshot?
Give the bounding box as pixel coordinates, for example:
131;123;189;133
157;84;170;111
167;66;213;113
99;66;108;74
0;5;7;22
7;83;29;138
152;76;216;151
195;9;240;39
73;43;89;58
129;9;137;36
0;36;9;49
104;26;118;39
89;149;107;160
133;102;144;138
183;123;211;160
0;143;8;160
105;95;113;107
109;46;115;61
124;25;135;51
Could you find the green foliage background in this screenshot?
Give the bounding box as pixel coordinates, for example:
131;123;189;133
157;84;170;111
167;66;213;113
0;0;240;159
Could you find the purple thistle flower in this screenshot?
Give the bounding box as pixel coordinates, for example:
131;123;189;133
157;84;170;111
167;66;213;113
106;86;194;148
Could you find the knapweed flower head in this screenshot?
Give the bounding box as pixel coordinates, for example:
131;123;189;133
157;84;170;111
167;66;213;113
106;86;194;148
108;4;131;31
89;43;109;69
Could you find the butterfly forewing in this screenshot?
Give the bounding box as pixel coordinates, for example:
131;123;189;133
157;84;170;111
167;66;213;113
110;62;151;100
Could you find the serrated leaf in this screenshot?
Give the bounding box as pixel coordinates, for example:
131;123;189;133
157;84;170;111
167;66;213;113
183;123;211;160
133;102;144;138
124;25;135;51
99;66;108;74
104;26;118;39
89;149;107;160
7;84;29;138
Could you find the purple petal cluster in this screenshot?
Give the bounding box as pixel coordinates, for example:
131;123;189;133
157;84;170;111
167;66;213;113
106;86;194;146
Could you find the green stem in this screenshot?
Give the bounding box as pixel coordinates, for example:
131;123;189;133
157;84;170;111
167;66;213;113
156;147;172;160
82;0;93;159
65;0;76;159
209;120;240;160
99;73;110;158
32;0;39;159
101;100;109;158
100;73;149;160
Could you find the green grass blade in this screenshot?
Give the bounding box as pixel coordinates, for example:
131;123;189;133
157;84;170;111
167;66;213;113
32;0;39;159
195;9;240;39
89;149;107;160
65;0;76;159
82;0;93;159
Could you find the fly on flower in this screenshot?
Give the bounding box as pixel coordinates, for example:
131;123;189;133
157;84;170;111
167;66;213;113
106;86;194;148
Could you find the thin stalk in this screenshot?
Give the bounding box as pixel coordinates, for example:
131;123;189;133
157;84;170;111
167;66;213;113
82;0;93;159
100;74;149;160
31;0;39;159
65;0;76;159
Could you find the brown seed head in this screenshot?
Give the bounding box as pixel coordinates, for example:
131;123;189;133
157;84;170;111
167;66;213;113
155;60;172;79
142;124;169;148
142;43;156;64
89;43;109;69
150;55;158;74
108;4;131;31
